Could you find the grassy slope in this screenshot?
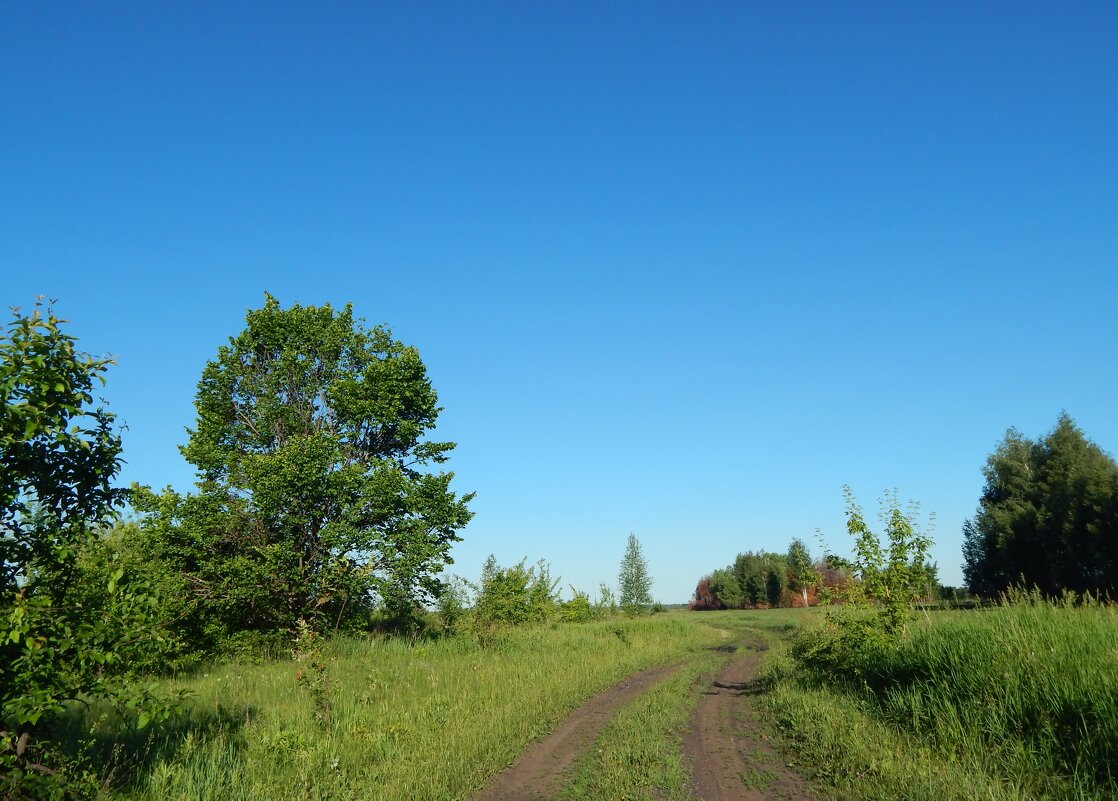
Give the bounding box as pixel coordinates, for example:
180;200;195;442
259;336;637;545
761;599;1118;801
62;601;1114;801
81;615;721;801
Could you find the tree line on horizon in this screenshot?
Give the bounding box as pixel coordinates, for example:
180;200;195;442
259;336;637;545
688;539;938;611
690;413;1118;613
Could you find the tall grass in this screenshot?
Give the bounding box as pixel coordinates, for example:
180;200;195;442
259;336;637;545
772;594;1118;800
64;615;720;801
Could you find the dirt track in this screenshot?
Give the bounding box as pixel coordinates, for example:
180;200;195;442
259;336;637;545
684;642;813;800
473;639;813;801
472;660;685;801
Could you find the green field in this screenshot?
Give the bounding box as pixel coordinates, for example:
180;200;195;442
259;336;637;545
68;616;721;801
42;600;1118;801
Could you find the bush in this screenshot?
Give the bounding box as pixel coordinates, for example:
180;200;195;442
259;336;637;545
560;588;598;623
794;487;933;681
797;592;1118;799
471;556;559;631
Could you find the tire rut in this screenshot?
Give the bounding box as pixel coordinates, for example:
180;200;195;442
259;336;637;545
473;660;685;801
684;641;814;801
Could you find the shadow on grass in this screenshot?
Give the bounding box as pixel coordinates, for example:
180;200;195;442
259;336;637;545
47;699;253;791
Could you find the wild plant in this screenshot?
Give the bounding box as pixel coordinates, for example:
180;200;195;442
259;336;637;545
794;487;934;679
293;619;331;730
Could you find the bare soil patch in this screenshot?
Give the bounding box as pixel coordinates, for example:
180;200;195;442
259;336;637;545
473;660;685;801
684;642;814;801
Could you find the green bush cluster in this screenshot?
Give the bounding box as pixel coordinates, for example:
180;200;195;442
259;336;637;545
472;556;560;629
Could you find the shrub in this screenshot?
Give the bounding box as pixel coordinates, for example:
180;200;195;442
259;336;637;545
560;587;598;623
471;556;559;630
795;487;933;680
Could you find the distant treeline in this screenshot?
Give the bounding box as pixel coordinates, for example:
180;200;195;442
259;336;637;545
686;539;929;610
692;413;1118;613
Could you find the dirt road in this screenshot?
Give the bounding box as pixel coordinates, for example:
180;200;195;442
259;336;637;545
684;642;813;801
473;660;685;801
473;638;813;801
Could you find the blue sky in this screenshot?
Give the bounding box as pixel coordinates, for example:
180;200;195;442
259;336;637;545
4;2;1117;600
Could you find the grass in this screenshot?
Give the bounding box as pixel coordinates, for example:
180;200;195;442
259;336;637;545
762;596;1118;801
49;599;1115;801
58;614;723;801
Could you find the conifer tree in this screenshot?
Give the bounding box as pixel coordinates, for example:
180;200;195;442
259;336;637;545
618;532;653;613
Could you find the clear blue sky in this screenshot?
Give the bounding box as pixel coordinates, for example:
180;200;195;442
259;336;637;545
4;2;1117;601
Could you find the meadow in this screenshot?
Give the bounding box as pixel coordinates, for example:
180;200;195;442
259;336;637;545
41;598;1117;801
64;615;722;801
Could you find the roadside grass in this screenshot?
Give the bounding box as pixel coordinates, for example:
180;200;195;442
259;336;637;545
62;614;722;801
53;599;1115;801
564;609;808;801
762;596;1118;801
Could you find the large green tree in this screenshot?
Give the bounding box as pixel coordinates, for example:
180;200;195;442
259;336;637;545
963;414;1118;597
137;295;474;645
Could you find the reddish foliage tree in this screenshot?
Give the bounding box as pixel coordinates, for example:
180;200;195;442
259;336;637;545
814;559;851;604
689;577;724;610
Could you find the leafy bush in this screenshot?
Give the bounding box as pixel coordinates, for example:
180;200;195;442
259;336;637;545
471;555;559;631
794;487;933;680
1;302;181;794
434;576;470;634
560;587;598;622
595;583;618;616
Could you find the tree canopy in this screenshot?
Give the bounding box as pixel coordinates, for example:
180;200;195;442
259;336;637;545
963;414;1118;597
136;295;475;646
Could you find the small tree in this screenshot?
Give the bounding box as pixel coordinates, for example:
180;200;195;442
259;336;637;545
595;582;618;616
1;301;174;793
617;533;653;614
792;487;935;679
832;486;935;636
787;538;818;608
